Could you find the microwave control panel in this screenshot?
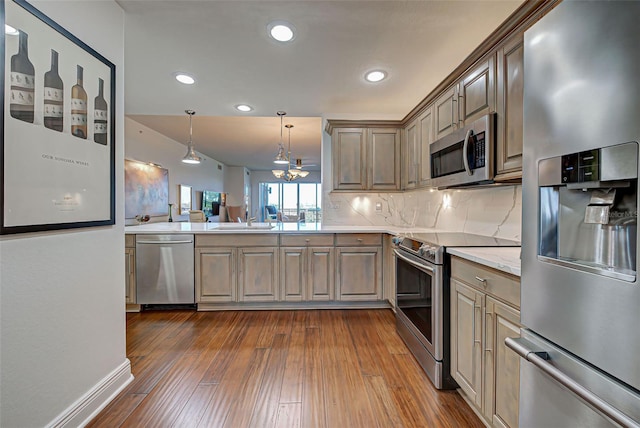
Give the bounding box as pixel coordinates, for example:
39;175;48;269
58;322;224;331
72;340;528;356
470;131;486;169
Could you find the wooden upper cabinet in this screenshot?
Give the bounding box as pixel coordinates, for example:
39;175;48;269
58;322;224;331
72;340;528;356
402;119;419;190
418;106;434;187
459;55;496;124
434;85;458;139
332;128;366;190
496;33;524;179
368;128;400;190
331;126;400;191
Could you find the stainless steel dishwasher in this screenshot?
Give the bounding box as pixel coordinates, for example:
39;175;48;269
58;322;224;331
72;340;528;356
135;234;195;304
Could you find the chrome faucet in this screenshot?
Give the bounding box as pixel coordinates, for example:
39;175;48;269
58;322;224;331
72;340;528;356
247;216;256;226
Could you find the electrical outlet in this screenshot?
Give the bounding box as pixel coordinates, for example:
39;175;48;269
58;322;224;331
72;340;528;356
375;202;382;212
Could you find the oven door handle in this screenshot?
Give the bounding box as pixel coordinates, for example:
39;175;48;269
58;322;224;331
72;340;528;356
393;249;435;273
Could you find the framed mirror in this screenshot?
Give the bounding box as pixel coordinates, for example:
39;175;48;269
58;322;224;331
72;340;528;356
179;184;192;215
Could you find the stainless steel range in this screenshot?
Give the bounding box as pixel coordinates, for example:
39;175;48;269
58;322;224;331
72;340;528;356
393;232;519;389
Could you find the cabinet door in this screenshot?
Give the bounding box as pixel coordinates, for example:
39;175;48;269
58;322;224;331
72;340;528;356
459;56;496;125
451;278;484;408
280;247;306;302
332;128;366;190
418;106;434;186
196;247;236;303
308;247;335;301
335;246;382;301
434;85;459;139
239;247;279;302
484;296;521;428
368;128;400;190
403;120;419;189
496;34;524;177
125;248;136;304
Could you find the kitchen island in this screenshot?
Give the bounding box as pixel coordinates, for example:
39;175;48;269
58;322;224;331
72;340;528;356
125;222;419;311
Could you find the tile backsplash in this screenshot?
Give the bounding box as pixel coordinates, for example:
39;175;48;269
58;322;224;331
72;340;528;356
323;185;522;241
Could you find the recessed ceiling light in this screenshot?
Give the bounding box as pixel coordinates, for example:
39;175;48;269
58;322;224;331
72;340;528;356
365;70;387;83
268;21;295;42
5;25;19;35
175;73;195;85
235;104;253;112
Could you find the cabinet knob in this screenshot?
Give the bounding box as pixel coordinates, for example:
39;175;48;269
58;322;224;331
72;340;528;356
357;238;363;242
475;276;487;285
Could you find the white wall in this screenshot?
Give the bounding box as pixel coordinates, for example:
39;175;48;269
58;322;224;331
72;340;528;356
0;2;129;427
125;117;225;223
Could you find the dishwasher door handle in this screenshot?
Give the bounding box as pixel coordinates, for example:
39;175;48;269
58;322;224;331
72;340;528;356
137;240;193;244
505;337;640;428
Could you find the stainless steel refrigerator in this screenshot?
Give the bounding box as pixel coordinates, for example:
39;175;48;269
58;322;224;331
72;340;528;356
512;1;640;426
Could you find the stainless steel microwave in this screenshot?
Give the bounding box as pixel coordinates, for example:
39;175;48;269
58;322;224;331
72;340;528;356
430;113;495;189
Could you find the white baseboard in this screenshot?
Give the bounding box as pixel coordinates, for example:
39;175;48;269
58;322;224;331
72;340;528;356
47;359;133;428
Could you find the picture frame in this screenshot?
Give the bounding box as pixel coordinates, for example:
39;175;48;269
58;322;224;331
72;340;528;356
179;184;191;215
124;159;168;219
1;0;116;234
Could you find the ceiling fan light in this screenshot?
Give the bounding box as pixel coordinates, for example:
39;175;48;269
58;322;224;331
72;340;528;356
299;170;310;178
288;169;300;177
272;169;285;179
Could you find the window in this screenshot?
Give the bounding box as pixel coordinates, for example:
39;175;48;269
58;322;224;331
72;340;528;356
260;182;322;222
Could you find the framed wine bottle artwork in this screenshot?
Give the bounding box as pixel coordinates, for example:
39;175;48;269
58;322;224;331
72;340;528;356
1;0;116;234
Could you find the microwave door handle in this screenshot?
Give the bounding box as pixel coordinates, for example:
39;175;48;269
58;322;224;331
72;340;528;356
463;129;473;176
505;337;640;428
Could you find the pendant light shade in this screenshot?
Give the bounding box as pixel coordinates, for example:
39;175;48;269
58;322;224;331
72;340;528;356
273;111;289;164
182;109;201;164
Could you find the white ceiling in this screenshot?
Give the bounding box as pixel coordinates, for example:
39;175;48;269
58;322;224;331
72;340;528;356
119;0;525;171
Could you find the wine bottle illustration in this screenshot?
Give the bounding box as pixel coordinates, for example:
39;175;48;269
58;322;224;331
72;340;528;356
10;30;35;123
44;50;64;132
71;65;88;139
94;78;108;145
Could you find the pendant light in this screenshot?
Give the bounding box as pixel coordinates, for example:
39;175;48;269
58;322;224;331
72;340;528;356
182;109;201;164
273;111;289;165
272;122;310;181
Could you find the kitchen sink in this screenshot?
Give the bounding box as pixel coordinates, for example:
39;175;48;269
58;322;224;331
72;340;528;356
209;223;275;230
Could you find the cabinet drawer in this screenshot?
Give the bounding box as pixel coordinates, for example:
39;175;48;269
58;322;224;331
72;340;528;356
196;234;278;247
280;234;334;247
335;233;382;246
125;234;135;248
451;256;520;308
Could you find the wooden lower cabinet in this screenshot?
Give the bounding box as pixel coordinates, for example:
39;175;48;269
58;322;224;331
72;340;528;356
451;279;484;407
308;247;335;301
484;296;521;428
195;247;236;303
335;246;382;301
190;233;385;306
280;246;335;302
125;247;136;304
451;256;521;428
238;247;279;302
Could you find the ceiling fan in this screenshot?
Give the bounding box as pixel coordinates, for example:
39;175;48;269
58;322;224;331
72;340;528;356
293;158;317;169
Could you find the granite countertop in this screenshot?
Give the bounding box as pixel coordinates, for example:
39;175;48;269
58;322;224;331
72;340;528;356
124;222;436;235
447;247;521;277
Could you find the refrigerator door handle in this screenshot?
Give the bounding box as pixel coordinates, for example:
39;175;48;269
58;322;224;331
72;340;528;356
505;337;640;428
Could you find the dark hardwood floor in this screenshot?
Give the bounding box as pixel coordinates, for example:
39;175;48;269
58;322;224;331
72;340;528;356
88;309;482;428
